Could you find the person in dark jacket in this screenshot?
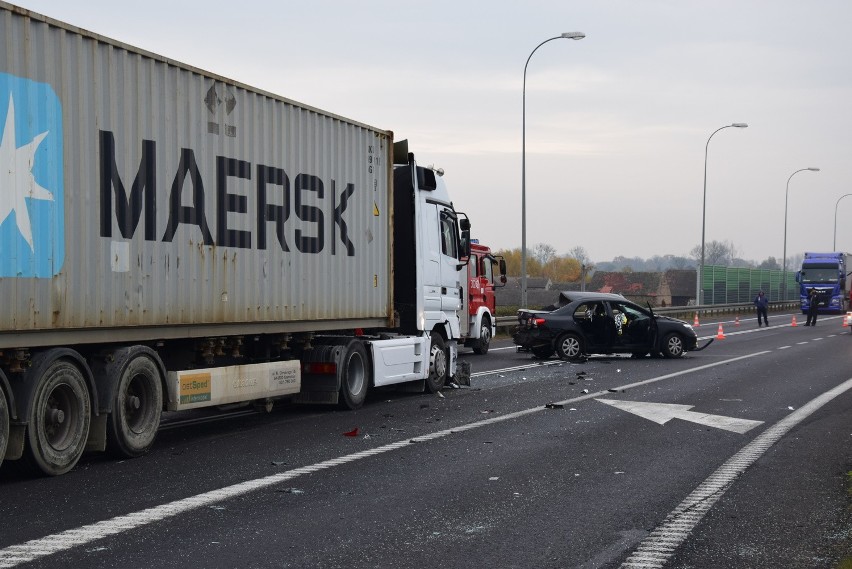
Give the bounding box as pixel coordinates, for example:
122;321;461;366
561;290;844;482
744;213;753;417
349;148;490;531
754;290;769;326
805;288;820;326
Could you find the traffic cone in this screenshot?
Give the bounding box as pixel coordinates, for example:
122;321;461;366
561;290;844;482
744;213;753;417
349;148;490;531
735;315;740;326
716;323;726;339
843;315;849;328
693;313;699;326
791;315;798;327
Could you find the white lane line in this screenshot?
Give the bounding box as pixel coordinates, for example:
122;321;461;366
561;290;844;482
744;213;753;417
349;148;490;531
777;346;791;350
619;376;852;569
470;360;563;378
0;351;770;568
796;342;809;345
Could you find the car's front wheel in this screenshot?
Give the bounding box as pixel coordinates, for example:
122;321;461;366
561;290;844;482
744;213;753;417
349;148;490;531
661;332;685;358
556;333;584;361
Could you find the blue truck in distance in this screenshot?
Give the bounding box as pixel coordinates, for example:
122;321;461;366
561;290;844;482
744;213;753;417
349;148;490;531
796;252;852;313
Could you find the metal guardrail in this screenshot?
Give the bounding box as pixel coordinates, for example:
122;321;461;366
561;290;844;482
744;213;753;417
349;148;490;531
495;301;801;330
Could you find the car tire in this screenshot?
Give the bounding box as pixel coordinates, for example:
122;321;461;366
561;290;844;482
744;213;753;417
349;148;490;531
556;333;584;361
661;333;685;358
531;346;553;359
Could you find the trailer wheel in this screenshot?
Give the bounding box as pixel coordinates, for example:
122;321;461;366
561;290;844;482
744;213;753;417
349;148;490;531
339;341;369;410
472;316;492;355
24;359;90;476
425;333;448;393
107;353;163;458
0;386;9;470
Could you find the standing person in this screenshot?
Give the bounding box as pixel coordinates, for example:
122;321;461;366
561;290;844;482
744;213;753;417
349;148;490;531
805;288;820;326
754;290;769;327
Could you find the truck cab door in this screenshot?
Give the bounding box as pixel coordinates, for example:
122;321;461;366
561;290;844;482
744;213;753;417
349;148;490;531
437;208;463;314
419;203;462;328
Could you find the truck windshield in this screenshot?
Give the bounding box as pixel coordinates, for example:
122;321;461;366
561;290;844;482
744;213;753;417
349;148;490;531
800;264;839;283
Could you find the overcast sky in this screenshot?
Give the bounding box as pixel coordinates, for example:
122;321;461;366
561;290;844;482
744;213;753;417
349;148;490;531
12;0;852;264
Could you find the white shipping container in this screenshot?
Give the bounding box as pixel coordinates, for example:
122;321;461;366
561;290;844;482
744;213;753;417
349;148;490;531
0;2;394;347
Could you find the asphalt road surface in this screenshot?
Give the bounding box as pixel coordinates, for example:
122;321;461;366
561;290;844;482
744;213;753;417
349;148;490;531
1;311;850;568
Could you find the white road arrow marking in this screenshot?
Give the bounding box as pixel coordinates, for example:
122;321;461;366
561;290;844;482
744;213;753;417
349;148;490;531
596;399;763;434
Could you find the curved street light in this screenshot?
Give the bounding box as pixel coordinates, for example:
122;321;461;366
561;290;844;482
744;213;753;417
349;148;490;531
697;123;748;305
833;193;852;250
521;31;585;309
782;167;820;301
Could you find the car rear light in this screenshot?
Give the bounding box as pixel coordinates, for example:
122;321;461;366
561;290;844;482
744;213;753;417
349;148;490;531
531;318;546;328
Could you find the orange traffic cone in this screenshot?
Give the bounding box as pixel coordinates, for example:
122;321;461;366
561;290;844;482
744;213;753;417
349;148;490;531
843;315;849;328
716;323;726;339
791;315;798;327
693;313;699;326
735;315;740;326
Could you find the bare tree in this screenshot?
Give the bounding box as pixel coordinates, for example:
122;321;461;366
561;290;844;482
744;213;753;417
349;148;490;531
567;246;590;265
690;240;736;266
758;256;781;270
532;243;557;265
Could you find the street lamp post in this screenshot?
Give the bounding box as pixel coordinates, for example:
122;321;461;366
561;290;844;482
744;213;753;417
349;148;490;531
697;123;748;306
521;31;584;309
833;193;852;250
782;167;820;301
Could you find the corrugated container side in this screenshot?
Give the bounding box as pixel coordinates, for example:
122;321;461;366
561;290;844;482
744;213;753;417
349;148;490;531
0;3;394;345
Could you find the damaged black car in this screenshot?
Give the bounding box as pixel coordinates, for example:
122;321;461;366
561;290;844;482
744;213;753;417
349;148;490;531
513;292;711;360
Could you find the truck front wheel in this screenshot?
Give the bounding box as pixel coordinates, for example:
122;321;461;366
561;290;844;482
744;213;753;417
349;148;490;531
472;316;492;355
426;333;448;393
107;353;163;458
24;359;91;476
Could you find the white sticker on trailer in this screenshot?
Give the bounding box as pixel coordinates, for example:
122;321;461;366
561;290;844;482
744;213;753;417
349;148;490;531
171;360;301;410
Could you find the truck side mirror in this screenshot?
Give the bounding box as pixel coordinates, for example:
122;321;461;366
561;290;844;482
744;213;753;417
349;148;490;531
496;258;507;287
459;230;471;261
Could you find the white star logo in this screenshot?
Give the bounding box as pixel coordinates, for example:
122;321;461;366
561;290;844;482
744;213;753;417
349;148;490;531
0;95;53;251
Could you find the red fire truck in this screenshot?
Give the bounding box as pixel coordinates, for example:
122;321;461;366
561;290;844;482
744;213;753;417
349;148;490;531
460;242;507;354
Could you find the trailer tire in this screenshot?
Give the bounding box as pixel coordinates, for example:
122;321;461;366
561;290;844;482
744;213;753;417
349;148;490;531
425;333;448;393
23;359;90;476
107;353;163;458
472;316;492;355
0;386;8;470
339;341;369;410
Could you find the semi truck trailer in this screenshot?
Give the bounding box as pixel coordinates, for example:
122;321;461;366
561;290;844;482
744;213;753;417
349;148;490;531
0;1;471;476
